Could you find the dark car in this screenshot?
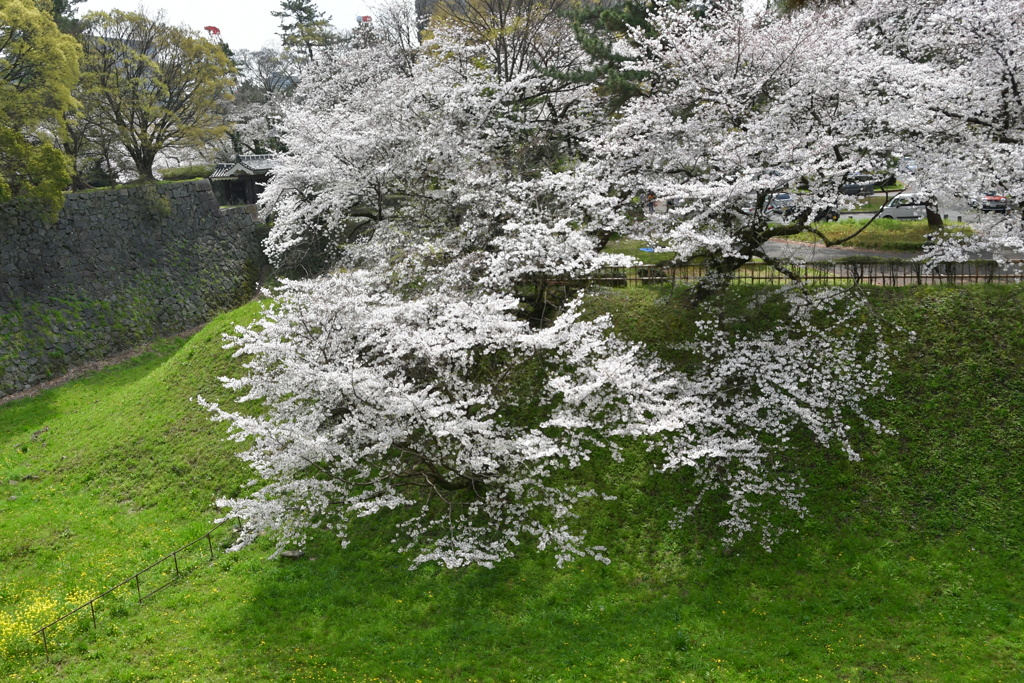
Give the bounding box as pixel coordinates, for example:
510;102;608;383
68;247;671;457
839;173;877;197
764;193;839;222
814;206;841;222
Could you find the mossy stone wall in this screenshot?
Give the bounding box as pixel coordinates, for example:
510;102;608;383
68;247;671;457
0;180;268;399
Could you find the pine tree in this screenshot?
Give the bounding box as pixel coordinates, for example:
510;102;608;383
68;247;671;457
271;0;338;60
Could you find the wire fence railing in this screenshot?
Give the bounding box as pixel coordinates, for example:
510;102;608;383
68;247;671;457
33;519;239;662
546;259;1024;289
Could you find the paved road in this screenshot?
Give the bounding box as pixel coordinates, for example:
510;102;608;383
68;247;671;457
763;236;1024;265
761;238;917;263
767;191;1024;263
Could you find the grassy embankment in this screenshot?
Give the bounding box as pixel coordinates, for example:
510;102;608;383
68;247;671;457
1;287;1023;681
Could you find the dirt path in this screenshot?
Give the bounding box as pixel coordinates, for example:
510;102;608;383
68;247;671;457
0;324;205;408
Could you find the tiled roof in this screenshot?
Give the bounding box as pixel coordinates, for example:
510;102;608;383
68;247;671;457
210;162;242;179
210;155;278;179
237;154;277;172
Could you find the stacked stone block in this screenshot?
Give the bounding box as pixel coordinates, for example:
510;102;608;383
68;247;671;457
0;180;268;399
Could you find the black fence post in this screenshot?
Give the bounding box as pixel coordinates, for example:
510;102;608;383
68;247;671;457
31;519;240;662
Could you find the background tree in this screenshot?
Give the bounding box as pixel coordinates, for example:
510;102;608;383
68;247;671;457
32;0;83;32
272;0;339;61
554;0;653;111
429;0;584;82
226;47;300;155
358;0;420;74
78;9;235;181
61;73;123;189
0;0;80;217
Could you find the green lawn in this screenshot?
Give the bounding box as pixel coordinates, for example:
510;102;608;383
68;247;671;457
1;287;1023;681
783;218;971;252
602;236;677;265
850;195;889;213
605;212;954;256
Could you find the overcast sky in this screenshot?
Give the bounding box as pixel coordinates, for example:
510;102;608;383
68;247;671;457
79;0;373;52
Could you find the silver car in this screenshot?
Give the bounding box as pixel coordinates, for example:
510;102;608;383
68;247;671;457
879;193;933;220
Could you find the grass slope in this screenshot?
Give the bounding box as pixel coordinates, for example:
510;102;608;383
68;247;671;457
1;288;1023;682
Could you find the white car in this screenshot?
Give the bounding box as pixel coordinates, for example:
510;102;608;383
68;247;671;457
878;193;933;220
897;157;919;174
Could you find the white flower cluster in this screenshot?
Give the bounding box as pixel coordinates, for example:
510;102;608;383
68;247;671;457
204;276;898;565
204;0;1018;566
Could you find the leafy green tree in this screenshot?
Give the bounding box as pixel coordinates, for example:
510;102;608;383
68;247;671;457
79;9;235;181
0;0;81;217
32;0;83;32
272;0;338;60
61;74;123;189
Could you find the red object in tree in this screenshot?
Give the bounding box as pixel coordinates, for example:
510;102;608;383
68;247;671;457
204;25;221;36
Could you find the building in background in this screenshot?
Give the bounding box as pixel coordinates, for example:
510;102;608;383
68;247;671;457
210;154;278;205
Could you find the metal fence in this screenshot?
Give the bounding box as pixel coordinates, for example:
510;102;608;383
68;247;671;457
33;519;238;662
548;260;1024;288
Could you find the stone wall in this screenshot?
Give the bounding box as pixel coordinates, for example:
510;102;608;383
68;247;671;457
0;180;268;400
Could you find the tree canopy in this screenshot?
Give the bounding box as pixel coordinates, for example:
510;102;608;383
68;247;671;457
77;9;235;181
0;0;80;217
32;0;83;32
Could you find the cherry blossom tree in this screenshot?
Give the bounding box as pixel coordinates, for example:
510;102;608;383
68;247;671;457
849;0;1024;262
199;1;1024;566
571;1;939;291
203;271;897;564
258;28;604;282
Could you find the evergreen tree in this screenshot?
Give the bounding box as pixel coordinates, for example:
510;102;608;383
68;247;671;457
31;0;83;32
555;0;725;111
272;0;338;60
557;1;653;111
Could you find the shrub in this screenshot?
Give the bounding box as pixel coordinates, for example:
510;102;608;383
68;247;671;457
157;165;214;182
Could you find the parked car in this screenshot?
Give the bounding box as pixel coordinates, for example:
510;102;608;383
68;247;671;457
763;192;840;222
839;173;876;196
967;191;1008;212
879;193;934;220
765;192;795;215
